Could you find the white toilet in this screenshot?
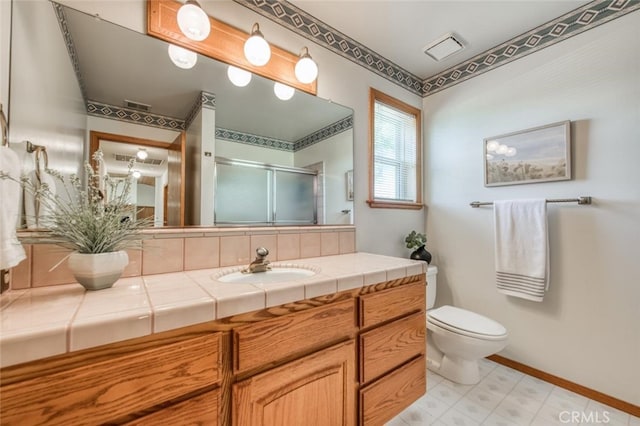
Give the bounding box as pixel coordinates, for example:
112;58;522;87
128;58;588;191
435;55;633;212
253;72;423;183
425;266;508;385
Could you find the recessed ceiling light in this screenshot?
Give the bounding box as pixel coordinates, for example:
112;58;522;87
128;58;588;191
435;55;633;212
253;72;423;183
423;33;464;62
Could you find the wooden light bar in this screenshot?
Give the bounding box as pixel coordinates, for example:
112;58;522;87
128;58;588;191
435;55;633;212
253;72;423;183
147;0;317;95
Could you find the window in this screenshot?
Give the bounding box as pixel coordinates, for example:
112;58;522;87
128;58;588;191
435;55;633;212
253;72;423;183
368;88;422;209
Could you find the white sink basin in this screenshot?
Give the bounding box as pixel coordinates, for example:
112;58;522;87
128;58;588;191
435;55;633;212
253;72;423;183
217;267;316;284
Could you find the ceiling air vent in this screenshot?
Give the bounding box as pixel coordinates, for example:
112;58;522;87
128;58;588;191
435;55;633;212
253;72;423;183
124;99;152;112
114;153;163;166
423;33;464;62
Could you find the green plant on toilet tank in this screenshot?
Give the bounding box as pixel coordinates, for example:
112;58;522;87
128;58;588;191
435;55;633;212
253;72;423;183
405;230;431;264
1;150;150;290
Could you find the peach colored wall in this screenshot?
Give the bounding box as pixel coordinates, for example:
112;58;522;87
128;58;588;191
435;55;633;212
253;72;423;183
11;226;356;289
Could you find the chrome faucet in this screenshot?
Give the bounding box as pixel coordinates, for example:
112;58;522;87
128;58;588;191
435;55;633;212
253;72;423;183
243;247;271;273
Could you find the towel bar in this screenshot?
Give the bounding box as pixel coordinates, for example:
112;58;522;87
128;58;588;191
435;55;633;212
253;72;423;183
470;196;592;208
25;141;49;183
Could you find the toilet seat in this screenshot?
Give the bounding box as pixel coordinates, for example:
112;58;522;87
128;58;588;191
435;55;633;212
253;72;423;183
428;305;507;341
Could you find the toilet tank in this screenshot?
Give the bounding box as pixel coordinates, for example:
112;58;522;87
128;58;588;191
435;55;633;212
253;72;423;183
426;265;438;309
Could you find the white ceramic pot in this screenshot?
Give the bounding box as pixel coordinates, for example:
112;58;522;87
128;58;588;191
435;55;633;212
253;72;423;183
67;251;129;291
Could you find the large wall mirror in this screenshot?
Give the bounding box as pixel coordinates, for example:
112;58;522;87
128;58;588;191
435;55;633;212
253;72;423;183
9;1;354;228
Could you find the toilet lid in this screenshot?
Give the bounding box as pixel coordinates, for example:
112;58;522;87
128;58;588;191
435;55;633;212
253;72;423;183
428;305;507;337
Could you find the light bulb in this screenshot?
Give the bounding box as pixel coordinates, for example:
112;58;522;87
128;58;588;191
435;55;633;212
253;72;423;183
244;23;271;66
505;147;518;157
177;0;210;41
294;48;318;84
274;82;294;101
227;65;252;87
132;170;141;179
168;44;197;69
496;144;508;155
136;149;148;160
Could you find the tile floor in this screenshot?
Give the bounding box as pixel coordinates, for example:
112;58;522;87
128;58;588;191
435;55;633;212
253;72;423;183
387;358;639;426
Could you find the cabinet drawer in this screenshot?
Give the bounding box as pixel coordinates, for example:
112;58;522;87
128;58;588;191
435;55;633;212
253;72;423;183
359;281;425;329
0;333;221;426
360;355;426;426
233;299;357;374
126;388;219;426
360;311;425;384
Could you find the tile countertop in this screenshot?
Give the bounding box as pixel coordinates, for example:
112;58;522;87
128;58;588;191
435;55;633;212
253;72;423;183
0;252;429;369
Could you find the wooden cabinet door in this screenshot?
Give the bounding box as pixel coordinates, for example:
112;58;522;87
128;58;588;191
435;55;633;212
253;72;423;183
233;340;356;426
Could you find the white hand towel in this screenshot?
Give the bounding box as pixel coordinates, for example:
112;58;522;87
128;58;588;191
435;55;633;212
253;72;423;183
494;199;549;302
0;146;26;269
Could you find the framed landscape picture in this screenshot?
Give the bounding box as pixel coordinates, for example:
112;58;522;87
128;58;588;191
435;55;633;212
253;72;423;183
484;120;571;187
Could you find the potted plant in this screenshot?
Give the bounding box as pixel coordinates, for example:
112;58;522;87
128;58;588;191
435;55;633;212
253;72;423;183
404;230;431;264
2;150;149;290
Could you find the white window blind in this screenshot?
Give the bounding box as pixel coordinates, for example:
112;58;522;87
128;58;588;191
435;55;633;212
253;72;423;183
373;101;417;202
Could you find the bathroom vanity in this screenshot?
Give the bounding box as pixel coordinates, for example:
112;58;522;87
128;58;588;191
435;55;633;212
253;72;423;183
0;253;427;425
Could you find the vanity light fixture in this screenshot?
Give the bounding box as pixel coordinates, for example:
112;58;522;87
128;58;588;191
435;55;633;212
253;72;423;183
176;0;210;41
168;44;197;69
227;65;252;87
244;23;271;67
294;47;318;84
274;82;294;101
132;170;142;179
136;148;148;160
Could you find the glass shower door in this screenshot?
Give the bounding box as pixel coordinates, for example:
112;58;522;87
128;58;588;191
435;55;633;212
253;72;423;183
214;163;271;224
275;170;316;224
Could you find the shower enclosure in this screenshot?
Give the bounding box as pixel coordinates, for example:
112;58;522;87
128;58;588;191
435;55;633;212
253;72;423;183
214;157;317;225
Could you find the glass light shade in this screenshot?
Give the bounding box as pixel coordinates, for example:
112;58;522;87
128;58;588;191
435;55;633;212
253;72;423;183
227;66;252;87
295;55;318;84
168;44;197;69
496;144;509;155
136;149;148;160
132;170;141;179
274;82;294;101
177;1;210;41
244;25;271;66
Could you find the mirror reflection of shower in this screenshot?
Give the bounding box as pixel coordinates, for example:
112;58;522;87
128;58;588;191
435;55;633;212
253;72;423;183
214;158;318;226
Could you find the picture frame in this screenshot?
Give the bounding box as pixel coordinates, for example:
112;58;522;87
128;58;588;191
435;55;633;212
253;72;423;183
346;170;354;201
484;120;571;187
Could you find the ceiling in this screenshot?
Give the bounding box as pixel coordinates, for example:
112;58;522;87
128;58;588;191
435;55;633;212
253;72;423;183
286;0;591;79
99;140;169;178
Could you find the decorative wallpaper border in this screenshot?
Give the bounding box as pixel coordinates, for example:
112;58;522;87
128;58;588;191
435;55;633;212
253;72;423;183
216;128;295;152
217;114;353;152
185;91;216;129
233;0;640;98
52;2;87;103
86;100;185;131
423;0;640;96
232;0;423;96
294;115;353;151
